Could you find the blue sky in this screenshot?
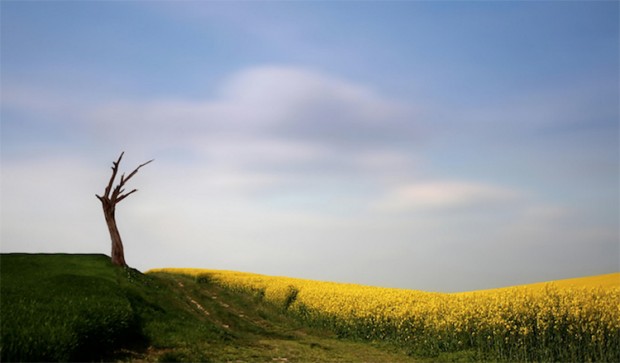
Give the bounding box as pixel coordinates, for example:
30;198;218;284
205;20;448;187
1;1;618;292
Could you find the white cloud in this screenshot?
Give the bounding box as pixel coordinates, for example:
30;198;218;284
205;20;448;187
374;180;522;213
88;65;414;152
222;66;406;122
67;65;420;199
3;65;421;207
6;65;413;151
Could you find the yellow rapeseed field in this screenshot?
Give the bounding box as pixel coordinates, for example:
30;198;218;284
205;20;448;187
149;268;620;362
471;272;620;293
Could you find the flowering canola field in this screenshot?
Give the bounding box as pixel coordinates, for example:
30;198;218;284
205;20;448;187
149;268;620;362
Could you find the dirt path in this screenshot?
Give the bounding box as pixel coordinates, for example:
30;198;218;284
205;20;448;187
134;273;419;362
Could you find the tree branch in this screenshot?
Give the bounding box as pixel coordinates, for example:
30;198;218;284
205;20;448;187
97;152;152;204
110;185;123;203
121;159;154;186
102;152;124;199
116;189;138;203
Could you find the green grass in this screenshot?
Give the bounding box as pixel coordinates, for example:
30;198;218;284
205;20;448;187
131;271;418;362
1;254;142;361
1;253;418;362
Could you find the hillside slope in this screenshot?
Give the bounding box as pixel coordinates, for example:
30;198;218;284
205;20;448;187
513;272;619;289
156;267;619;362
461;272;620;294
0;254;416;362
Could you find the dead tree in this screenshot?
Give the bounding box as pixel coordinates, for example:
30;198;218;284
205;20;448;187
96;152;153;267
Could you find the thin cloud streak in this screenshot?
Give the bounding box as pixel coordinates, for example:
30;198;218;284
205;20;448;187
374;181;523;213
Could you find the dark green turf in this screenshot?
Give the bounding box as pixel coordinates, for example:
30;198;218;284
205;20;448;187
1;254;142;361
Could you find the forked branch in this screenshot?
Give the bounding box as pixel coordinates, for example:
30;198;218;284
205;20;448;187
97;152;124;201
96;152;153;204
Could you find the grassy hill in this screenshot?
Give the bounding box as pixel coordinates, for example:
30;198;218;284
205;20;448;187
3;254;617;362
0;254;416;362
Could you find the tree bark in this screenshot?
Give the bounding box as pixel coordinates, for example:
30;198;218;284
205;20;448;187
101;200;127;267
96;152;152;267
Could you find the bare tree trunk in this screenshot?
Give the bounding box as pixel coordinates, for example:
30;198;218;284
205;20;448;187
96;152;153;267
101;200;127;267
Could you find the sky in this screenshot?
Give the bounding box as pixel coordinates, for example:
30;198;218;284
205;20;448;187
1;1;618;292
